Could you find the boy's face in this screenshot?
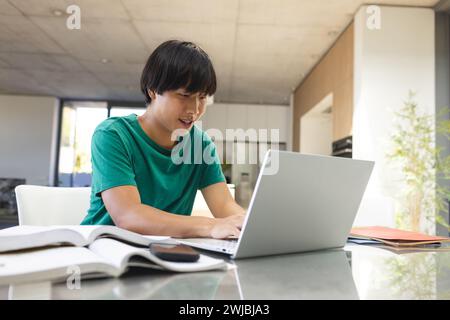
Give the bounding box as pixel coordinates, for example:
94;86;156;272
149;88;207;134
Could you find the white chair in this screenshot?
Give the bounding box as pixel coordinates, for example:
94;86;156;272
15;185;91;226
192;184;235;218
15;183;235;225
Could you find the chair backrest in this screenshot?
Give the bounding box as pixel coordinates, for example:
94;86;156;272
192;184;235;218
15;185;91;225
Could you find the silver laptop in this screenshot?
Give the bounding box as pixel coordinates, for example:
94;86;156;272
178;150;374;259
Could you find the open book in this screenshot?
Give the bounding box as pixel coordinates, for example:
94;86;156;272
349;226;450;247
0;225;170;253
0;238;229;285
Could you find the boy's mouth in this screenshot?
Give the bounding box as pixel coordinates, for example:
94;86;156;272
179;118;194;128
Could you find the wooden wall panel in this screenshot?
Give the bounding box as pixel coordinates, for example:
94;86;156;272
293;22;354;151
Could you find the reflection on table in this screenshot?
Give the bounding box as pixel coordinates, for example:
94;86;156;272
2;244;450;300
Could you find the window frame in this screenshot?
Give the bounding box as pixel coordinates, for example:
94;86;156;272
54;99;145;186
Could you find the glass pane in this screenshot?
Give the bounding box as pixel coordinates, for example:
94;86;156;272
110;107;145;117
59;107;76;175
58;101;108;187
74;106;108;174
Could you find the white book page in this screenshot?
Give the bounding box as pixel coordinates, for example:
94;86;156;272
0;246;118;285
0;226;91;252
60;225;171;246
50;225;103;242
1;225;171;243
0;225;51;236
0;225;92;238
90;226;171;246
142;235;173;242
0;225;171;253
89;238;228;273
89;238;142;271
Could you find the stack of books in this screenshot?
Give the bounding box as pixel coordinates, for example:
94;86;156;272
348;226;450;253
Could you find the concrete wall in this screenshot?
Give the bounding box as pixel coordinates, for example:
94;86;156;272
0;94;59;186
352;6;436;231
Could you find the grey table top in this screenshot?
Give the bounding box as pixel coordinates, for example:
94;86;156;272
1;244;450;300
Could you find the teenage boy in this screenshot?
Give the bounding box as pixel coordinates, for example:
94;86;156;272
81;40;245;239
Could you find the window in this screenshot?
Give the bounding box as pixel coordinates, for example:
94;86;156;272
57;101;146;187
58;101;108;187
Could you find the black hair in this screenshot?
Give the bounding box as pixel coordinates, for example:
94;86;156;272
140;40;217;105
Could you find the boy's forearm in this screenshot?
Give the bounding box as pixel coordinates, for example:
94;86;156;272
215;200;246;218
117;203;214;238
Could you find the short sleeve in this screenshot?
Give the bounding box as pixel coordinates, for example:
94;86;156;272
91;129;137;197
198;137;226;190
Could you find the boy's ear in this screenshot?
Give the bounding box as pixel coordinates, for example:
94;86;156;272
147;89;156;100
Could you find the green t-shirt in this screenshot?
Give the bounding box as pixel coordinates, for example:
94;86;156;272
81;114;225;225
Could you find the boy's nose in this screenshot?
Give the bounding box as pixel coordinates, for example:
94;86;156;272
186;99;200;114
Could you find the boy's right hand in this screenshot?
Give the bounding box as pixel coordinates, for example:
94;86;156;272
209;215;245;239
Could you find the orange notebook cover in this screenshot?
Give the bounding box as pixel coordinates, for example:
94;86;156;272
350;226;450;247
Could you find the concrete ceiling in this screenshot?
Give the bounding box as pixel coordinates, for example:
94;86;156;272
0;0;440;105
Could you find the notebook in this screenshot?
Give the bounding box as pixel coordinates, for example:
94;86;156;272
349;226;450;247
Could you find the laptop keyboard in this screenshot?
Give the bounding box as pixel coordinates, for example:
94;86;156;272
205;239;238;250
181;238;238;251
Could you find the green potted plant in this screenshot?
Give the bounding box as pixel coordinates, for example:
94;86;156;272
387;92;450;234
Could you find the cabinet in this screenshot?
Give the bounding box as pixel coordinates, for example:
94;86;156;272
266;106;288;143
226;104;248;132
201;104;227;140
246;105;267;142
202;103;289;143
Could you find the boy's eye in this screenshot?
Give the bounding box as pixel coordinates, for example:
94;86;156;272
178;92;206;100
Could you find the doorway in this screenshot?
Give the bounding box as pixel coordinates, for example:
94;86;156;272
300;93;333;156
